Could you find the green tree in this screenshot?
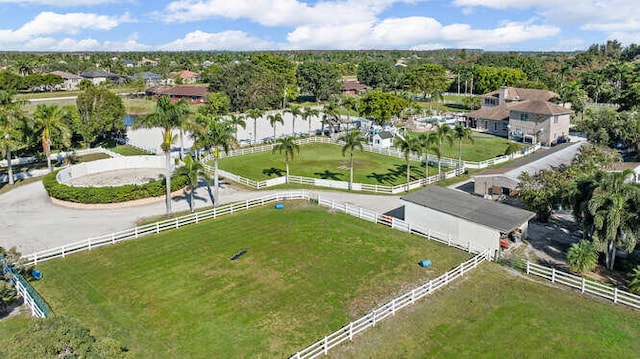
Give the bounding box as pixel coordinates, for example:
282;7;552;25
268;112;284;141
246;108;264;146
629;265;640;295
209;62;286;111
322;100;340;137
272;137;299;183
341;96;358;128
418;131;438;178
403;63;451;100
193;115;236;207
517;168;572;222
339;130;366;191
132;96;190;217
301;106;319;136
228;113;246;143
504;142;521;156
296;61;341;103
198;92;231;117
285;105;302;136
452;124;474;168
0;91;28;185
469;65;527;95
357;61;395;89
32;104;71;172
587;170;639;270
174;154;210;213
75;84;126;148
566;240;598;274
433;124;453;177
396;135;422;191
358;91;408;125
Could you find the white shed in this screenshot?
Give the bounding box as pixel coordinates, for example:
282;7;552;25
401;186;535;258
369;131;394;148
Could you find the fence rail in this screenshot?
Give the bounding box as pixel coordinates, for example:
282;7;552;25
526;261;640;310
291;250;490;358
1;257;50;318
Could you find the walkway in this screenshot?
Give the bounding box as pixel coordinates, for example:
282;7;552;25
0;180;404;255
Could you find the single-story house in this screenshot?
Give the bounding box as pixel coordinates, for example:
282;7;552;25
175;70;201;84
49;71;82;91
473;141;587;197
465;86;571;146
80;70;123;86
342;80;368;96
609;162;640;183
148;85;207;104
402;186;535;258
369;130;394;148
130;72;165;87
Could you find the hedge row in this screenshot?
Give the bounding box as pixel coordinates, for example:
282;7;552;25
43;170;190;204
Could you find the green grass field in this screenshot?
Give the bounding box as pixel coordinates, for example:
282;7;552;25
108;145;151;156
421;132;524;163
218;143;433;185
330;263;640;358
30;201;470;357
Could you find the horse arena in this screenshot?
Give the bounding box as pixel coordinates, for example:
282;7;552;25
56;156;171;188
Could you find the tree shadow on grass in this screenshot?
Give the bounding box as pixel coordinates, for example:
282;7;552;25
313;170;344;180
366;164;424;185
262;167;285;177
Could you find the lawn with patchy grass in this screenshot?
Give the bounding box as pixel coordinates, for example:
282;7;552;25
330;263;640;358
416;131;524;163
31;201;470;358
108;144;151;156
218;143;432;185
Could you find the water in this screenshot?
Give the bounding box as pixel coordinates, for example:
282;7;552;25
123;114;138;127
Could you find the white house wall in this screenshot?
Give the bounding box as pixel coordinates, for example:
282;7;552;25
403;201;500;255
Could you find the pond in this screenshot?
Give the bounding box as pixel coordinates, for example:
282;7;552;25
123;114;138;127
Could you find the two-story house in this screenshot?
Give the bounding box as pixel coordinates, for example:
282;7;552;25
465;87;571;146
49;71;82;91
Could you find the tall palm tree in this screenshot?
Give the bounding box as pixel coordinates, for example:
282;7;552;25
339;130;366;191
452;124;474;169
193;114;237;207
272;137;299;183
301;107;319;136
132;96;186;217
323;100;339;137
0;91;27;185
228;113;246;143
246;108;264;146
176;105;202;160
341;96;357;127
268;112;284;142
285;105;302;137
396;135;422;192
32;104;71;172
587;170;639;270
174;154;210;213
418;131;438;178
433;123;453;177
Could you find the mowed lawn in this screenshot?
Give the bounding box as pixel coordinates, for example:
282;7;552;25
421;131;525;162
218;143;432;185
31;201;470;358
330;263;640;358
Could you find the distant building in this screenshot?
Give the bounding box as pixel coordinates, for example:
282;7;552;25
49;71;82;91
130;72;165;87
369;130;394;148
80;70;123;86
174;70;201;84
146;85;207;104
342;80;368;96
465;86;571;146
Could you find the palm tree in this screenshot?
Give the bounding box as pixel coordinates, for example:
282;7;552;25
323;100;340;137
32;104;71;172
285;105;302;137
587;170;639;270
566;240;598;274
193;114;237;207
175;104;201;160
228;113;246;143
339;130;366;191
452;124;474;169
341;96;357;128
174;154;210;213
301;107;319;136
132;96;186;217
504;142;521;156
0;91;27;185
268;112;284;142
396;135;422;192
246;108;264;146
433;123;453;177
272;137;299;183
418;132;438;178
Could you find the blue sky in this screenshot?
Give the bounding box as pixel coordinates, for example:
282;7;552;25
0;0;637;52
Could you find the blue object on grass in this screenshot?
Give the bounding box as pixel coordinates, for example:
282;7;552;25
419;259;432;268
31;269;43;280
275;203;284;209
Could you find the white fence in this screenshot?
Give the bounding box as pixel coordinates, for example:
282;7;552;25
526;262;640;310
291;251;490;358
56;155;168;186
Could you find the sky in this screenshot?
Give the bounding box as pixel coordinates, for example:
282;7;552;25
0;0;638;52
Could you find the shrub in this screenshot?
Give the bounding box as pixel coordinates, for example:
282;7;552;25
629;265;640;295
43;170;189;204
566;240;598;274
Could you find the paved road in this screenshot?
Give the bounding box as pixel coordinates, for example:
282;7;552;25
0;180;404;256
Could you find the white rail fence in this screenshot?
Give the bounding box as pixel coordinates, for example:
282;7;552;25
526;262;640;310
291;251;491;359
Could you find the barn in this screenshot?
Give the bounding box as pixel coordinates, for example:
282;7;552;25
401;186;535;258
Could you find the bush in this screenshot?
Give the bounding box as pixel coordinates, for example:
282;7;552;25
566;240;598;274
43;170;190;204
629;265;640;295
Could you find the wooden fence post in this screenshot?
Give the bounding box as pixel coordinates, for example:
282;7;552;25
156;222;160;233
195;212;199;224
349;322;354;341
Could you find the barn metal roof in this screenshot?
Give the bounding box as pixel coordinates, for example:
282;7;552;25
401;186;535;233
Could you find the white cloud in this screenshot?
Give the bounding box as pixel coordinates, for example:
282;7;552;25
440;21;560;49
0;12;130;42
0;0;120;5
158;30;274;51
0;36;150;51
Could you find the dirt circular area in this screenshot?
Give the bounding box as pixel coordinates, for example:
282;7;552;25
66;168;165;187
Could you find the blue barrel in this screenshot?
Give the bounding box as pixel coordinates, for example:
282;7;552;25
419;259;432;268
31;269;43;280
275;203;284;209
